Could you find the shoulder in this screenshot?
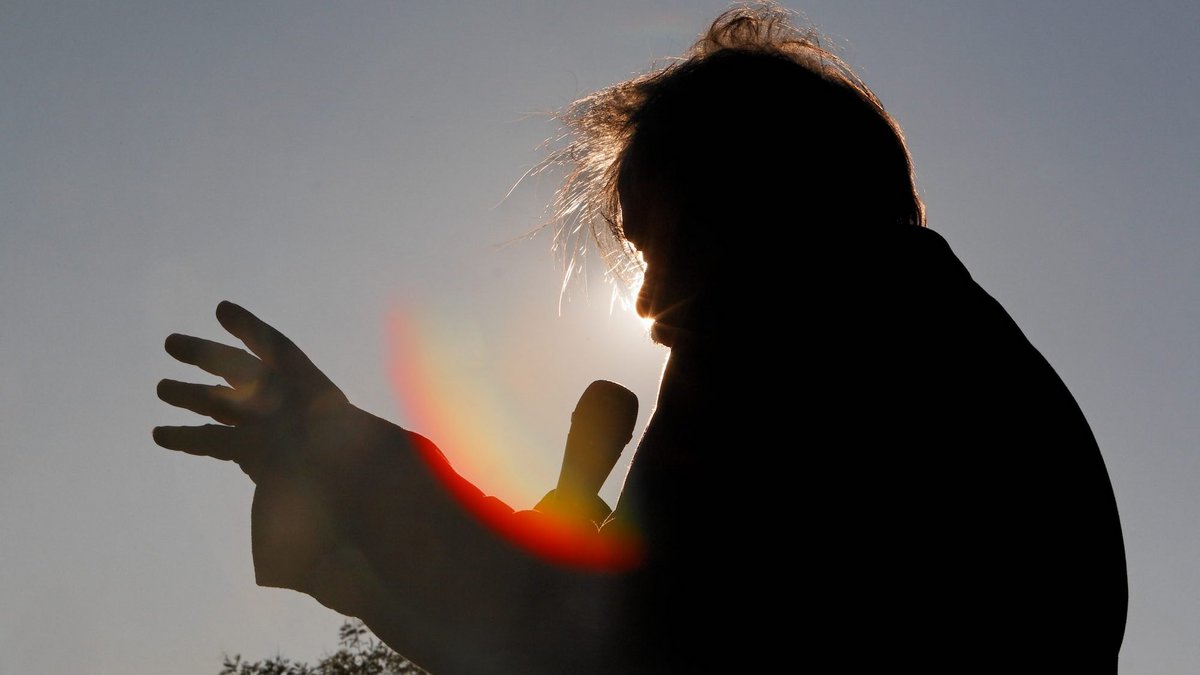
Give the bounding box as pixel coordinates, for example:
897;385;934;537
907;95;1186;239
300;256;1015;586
885;224;974;287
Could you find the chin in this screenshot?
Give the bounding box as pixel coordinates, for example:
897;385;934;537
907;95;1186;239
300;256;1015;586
642;300;689;348
648;322;668;346
648;319;677;347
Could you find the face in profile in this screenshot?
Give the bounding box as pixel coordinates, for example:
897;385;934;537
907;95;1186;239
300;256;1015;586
619;168;728;348
620;172;696;347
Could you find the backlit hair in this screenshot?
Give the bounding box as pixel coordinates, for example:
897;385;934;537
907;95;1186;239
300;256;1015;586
535;1;924;295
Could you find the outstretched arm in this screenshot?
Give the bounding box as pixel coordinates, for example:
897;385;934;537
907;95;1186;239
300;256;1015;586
154;302;633;674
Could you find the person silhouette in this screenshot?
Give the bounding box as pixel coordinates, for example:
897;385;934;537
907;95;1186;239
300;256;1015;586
154;3;1127;672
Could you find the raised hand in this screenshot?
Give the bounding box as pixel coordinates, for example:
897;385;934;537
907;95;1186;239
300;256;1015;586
154;300;412;599
152;302;631;672
154;300;353;483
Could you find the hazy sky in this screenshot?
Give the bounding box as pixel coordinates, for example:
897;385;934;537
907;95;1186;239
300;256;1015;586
2;1;1198;672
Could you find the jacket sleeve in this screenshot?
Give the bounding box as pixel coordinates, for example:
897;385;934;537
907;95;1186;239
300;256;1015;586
248;407;636;674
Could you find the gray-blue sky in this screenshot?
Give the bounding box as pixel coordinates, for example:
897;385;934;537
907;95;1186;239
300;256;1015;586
1;1;1196;671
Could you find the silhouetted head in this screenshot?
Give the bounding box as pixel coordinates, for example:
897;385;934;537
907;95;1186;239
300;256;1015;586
545;2;923;347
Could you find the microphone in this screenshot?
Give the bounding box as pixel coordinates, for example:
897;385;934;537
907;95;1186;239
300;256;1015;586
547;380;639;523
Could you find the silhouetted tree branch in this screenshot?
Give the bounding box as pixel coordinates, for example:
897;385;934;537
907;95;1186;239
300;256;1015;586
219;620;426;675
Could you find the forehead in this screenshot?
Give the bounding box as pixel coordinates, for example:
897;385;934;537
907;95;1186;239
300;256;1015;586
615;150;642;207
615;148;667;243
616;172;655;247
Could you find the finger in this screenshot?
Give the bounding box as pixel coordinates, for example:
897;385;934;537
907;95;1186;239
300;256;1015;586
164;334;264;387
152;424;245;463
215;301;314;376
157;379;272;425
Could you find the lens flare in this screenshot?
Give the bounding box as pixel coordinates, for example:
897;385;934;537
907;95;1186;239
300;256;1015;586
385;304;641;570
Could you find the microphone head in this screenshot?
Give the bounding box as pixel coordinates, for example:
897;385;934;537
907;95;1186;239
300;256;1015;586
574;380;639;439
